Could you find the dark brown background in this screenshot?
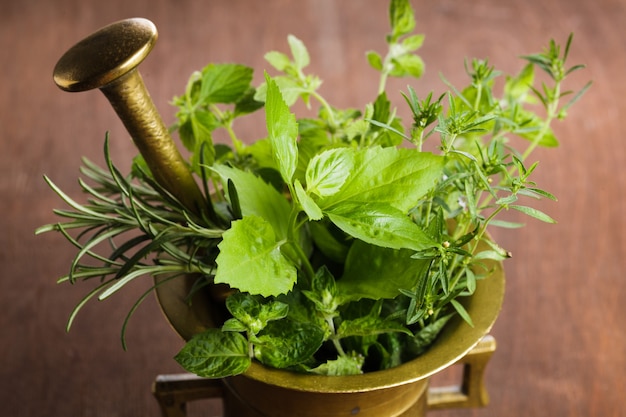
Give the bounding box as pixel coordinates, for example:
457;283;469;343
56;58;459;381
1;0;624;416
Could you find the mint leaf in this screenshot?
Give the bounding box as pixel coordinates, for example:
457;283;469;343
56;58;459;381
287;34;310;71
338;241;431;300
366;51;383;71
215;215;296;296
264;51;291;72
302;266;340;314
390;54;425;78
200;63;254;104
254;320;324;369
309;354;364;376
226;293;289;334
389;0;416;42
255;76;303;106
401;34;425;52
174;329;250;378
265;74;299;183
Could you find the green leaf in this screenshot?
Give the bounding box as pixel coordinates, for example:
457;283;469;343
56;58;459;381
407;314;453;355
200;63;254;104
389;0;416;41
215;215;297;296
302;266;340;314
511;109;559;147
489;219;526;229
510;204;557;223
255;76;303;107
287;34;310;70
226;293;289;334
265;74;299;183
254;320;324;368
401;34;425;52
309;220;350;263
309;354;365;376
478;239;513;260
264;51;291;72
505;63;535;101
326;202;436;251
174;329;251;378
338;241;431;300
366;51;383;71
305;148;354;197
522;187;558;201
319;146;445;213
222;318;248;332
212;165;291;238
294;179;323;221
337;316;411;338
519;126;559;147
450;299;474;327
390;54;425;78
496;194;518;205
234;87;264;116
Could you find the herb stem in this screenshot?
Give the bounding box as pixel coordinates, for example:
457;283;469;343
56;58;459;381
325;315;347;357
310;90;337;129
286;207;315;286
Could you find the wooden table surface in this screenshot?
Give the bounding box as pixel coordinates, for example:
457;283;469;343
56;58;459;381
1;0;624;416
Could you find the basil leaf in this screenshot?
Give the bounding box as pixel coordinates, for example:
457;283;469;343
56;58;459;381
319;146;445;213
215;215;296;296
174;329;250;378
326;202;436;251
294;179;323;221
265;74;299;183
305;148;354;197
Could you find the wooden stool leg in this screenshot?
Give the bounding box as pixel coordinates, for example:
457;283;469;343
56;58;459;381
152;373;224;417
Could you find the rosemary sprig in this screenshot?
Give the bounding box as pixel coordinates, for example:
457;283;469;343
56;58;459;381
36;136;226;341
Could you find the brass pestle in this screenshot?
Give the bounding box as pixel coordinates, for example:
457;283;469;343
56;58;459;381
53;18;207;217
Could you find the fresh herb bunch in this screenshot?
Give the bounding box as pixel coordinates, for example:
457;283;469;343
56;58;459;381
38;0;590;377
